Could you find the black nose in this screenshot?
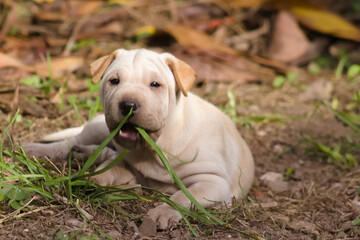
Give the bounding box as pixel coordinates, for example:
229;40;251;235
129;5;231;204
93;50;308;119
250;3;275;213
119;100;139;116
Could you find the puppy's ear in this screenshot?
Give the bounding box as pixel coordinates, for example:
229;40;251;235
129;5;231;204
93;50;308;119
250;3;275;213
162;53;196;97
90;51;118;84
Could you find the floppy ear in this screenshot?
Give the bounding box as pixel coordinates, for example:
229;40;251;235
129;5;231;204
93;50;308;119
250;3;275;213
90;51;118;84
162;53;196;97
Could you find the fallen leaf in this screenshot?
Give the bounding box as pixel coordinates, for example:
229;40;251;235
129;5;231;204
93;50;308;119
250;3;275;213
260;201;278;208
34;57;85;78
288;220;319;235
226;0;271;8
34;12;67;21
165;24;236;55
287;1;360;42
227;0;360;41
268;11;311;63
0;53;34;71
176;53;259;83
78;22;123;39
72;1;104;16
252;188;265;198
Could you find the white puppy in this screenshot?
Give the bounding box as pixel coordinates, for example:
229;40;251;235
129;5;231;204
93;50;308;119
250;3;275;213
23;49;255;229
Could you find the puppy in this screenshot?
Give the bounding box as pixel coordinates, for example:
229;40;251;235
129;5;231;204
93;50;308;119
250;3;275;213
22;49;255;229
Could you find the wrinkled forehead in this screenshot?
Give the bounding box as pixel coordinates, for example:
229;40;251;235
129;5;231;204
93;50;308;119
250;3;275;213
103;49;169;79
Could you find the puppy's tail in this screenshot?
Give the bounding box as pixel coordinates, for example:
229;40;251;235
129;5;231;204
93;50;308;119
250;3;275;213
42;126;84;142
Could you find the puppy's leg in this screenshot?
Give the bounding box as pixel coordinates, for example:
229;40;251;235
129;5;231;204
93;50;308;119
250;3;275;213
91;160;136;187
22;115;110;162
69;144;118;166
147;175;231;229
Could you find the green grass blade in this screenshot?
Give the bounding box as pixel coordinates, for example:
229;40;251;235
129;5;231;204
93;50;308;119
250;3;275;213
323;101;360;133
135;127;225;225
79;150;129;179
75;109;133;177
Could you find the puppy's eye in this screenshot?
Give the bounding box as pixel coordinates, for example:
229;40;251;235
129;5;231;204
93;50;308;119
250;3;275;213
109;78;120;85
150;81;161;88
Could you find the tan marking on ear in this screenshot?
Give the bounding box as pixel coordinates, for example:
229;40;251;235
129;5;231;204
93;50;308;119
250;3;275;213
90;51;118;84
163;53;196;97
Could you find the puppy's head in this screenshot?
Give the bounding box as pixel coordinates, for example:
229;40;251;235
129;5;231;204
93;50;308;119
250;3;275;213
90;49;196;149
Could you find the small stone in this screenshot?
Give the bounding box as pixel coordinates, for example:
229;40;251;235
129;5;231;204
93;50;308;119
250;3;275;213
260;172;288;193
138;216;157;237
273;144;283;154
66;218;83;228
298;79;333;102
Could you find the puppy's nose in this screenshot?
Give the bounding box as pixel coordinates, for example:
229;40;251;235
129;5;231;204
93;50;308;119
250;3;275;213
119;100;139;116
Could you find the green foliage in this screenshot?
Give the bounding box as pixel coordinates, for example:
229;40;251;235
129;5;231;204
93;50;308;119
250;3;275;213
20;52;58;95
272;71;298;89
323;100;360;134
335;51;348;80
354;217;360;226
0;186;31;209
72;38;96;51
347;64;360;80
306;136;358;170
307;62;321;74
272;75;286;89
283;168;295;181
20;75;57;96
226;90;237;121
306;97;359;169
223;90;288;129
64;79;103;122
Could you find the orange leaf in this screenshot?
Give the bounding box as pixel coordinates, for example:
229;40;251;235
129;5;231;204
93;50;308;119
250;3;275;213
0;53;34;72
252;187;265;198
288;2;360;41
226;0;271;8
165;24;236;55
35;57;85;78
227;0;360;42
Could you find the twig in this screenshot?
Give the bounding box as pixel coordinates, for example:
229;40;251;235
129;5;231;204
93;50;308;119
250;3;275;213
0;195;51;224
63;15;89;57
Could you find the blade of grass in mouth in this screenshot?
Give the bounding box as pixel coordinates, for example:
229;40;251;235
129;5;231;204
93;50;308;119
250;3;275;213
74;108;133;178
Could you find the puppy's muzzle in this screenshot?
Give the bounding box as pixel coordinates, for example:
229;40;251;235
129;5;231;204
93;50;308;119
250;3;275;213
119;100;139;117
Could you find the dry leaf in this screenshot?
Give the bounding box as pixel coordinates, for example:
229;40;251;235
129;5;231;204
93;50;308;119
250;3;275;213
165;24;236;55
285;0;360;42
268;11;311;63
176;53;258;83
0;53;34;71
73;1;104;16
227;0;360;42
35;57;85;78
226;0;271;8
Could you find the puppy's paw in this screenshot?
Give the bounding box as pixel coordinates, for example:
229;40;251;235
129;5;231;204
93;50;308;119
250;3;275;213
147;203;182;229
69;145;95;162
90;172;113;186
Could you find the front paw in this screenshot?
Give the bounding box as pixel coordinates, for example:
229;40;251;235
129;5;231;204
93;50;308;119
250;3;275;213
90;173;113;186
147;203;182;229
68;145;95;163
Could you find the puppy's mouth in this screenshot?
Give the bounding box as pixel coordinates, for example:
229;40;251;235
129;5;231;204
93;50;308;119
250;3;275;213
113;122;161;149
119;123;139;142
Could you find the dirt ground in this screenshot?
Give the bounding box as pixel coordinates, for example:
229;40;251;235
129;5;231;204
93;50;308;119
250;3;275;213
1;72;359;239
